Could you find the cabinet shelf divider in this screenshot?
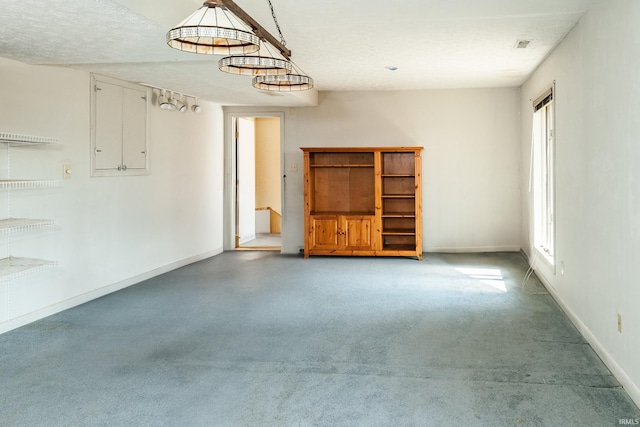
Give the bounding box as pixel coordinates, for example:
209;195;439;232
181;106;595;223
382;194;416;199
382;229;416;236
310;164;374;168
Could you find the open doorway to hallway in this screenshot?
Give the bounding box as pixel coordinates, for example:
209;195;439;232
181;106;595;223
234;116;282;251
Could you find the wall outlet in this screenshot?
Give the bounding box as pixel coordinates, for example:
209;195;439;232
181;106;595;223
618;313;623;333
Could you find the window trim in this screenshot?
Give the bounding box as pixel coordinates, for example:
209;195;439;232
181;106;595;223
531;83;556;268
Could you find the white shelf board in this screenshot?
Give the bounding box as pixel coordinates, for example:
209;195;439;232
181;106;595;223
0;257;57;282
0;132;59;146
0;180;60;190
0;218;56;235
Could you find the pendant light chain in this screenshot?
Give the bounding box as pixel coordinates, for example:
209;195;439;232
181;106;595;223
267;0;286;46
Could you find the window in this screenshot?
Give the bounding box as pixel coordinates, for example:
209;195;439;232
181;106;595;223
90;74;149;177
532;86;555;262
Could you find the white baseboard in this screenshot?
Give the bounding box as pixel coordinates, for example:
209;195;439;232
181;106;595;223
424;245;521;253
532;260;640;409
0;247;223;335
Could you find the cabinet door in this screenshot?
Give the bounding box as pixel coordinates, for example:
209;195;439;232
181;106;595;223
309;216;340;250
94;80;123;171
122;87;148;170
342;216;375;251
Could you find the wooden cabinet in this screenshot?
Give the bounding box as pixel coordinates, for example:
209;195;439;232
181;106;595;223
309;215;375;252
302;147;422;260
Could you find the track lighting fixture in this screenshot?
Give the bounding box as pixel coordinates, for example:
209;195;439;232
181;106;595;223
141;85;203;114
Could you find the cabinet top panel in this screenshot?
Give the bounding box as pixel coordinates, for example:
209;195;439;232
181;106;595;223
301;147;423;153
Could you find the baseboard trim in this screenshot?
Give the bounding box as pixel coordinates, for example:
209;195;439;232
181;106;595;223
0;247;223;335
424;245;521;253
530;256;640;409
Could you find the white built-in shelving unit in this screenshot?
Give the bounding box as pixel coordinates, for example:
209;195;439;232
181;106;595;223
0;132;59;282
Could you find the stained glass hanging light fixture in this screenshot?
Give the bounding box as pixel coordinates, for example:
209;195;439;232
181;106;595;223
253;61;314;92
167;0;313;92
166;0;260;55
219;40;292;76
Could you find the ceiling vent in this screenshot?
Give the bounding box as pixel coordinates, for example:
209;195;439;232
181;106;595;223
514;40;531;49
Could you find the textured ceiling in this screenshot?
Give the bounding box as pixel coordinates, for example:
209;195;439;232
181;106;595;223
0;0;600;106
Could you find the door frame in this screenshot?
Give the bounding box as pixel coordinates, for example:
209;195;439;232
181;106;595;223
223;111;285;252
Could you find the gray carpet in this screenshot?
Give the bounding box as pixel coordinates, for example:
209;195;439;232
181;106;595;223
1;251;638;426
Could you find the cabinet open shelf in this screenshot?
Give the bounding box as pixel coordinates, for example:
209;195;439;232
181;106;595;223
303;147;422;260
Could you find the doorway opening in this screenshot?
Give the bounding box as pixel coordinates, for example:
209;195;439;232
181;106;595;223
233;116;282;251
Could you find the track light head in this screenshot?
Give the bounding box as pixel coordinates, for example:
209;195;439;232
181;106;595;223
158;90;171;109
165;92;178;111
175;94;187;112
159;90;179;111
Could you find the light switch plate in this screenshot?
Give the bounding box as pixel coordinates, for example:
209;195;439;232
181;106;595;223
63;163;72;179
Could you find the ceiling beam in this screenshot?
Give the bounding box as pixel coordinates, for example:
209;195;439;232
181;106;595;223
205;0;292;59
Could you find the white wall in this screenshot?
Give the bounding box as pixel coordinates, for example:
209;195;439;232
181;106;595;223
226;88;521;254
520;0;640;405
0;58;224;332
